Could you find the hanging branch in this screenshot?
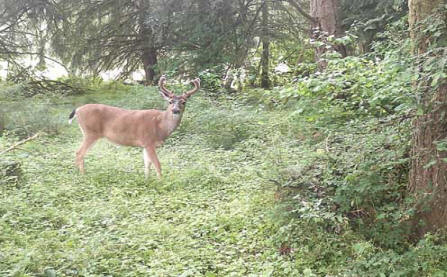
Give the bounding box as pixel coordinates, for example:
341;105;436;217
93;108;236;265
285;0;316;24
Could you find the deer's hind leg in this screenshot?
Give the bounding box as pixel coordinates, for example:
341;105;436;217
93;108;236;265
76;134;99;174
143;148;152;178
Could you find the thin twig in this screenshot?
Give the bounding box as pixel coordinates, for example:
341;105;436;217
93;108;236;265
0;133;40;155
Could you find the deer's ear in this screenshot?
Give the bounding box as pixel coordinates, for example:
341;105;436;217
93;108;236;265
159;89;171;101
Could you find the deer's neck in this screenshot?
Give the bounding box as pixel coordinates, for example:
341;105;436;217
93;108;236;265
159;110;183;139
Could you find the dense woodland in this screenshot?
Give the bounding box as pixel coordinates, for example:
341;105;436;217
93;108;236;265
1;0;447;275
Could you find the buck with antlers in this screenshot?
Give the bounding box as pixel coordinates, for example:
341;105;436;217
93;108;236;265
68;76;200;178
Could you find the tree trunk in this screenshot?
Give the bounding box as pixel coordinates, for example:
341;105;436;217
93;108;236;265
142;47;157;85
310;0;345;69
138;0;158;85
260;0;270;89
408;0;447;237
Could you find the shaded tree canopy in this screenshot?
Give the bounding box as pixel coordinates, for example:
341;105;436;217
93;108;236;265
0;0;413;84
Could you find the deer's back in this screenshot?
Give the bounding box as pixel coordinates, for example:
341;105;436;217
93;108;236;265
76;104;162;146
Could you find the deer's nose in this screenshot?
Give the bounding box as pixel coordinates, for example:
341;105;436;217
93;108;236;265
172;109;181;114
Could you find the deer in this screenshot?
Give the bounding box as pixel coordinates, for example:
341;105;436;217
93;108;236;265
68;76;200;178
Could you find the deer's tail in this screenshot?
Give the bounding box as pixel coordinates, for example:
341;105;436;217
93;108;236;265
68;109;77;124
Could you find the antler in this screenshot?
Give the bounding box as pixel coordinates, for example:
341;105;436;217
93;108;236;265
183;78;201;98
159;75;174;97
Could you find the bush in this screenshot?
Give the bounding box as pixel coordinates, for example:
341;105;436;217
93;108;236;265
198;70;222;93
349;234;447;275
260;21;416;253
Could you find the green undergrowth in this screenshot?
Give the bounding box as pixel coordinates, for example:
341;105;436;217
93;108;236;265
0;86;303;276
1;82;447;276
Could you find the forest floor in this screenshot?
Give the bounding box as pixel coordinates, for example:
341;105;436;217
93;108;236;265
0;86;306;276
4;85;443;276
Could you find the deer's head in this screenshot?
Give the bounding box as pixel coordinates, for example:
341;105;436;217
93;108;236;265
158;76;200;116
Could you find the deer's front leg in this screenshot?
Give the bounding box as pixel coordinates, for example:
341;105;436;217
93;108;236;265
144;146;161;178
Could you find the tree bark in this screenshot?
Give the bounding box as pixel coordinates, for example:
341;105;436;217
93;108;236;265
408;0;447;237
310;0;345;69
138;0;158;85
260;0;270;89
142;46;157;85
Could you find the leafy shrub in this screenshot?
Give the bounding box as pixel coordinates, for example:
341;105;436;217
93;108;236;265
198;70;222;93
348;234;447;276
270;54;413;118
268;110;412;247
261;18;413;120
261;20;417;253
